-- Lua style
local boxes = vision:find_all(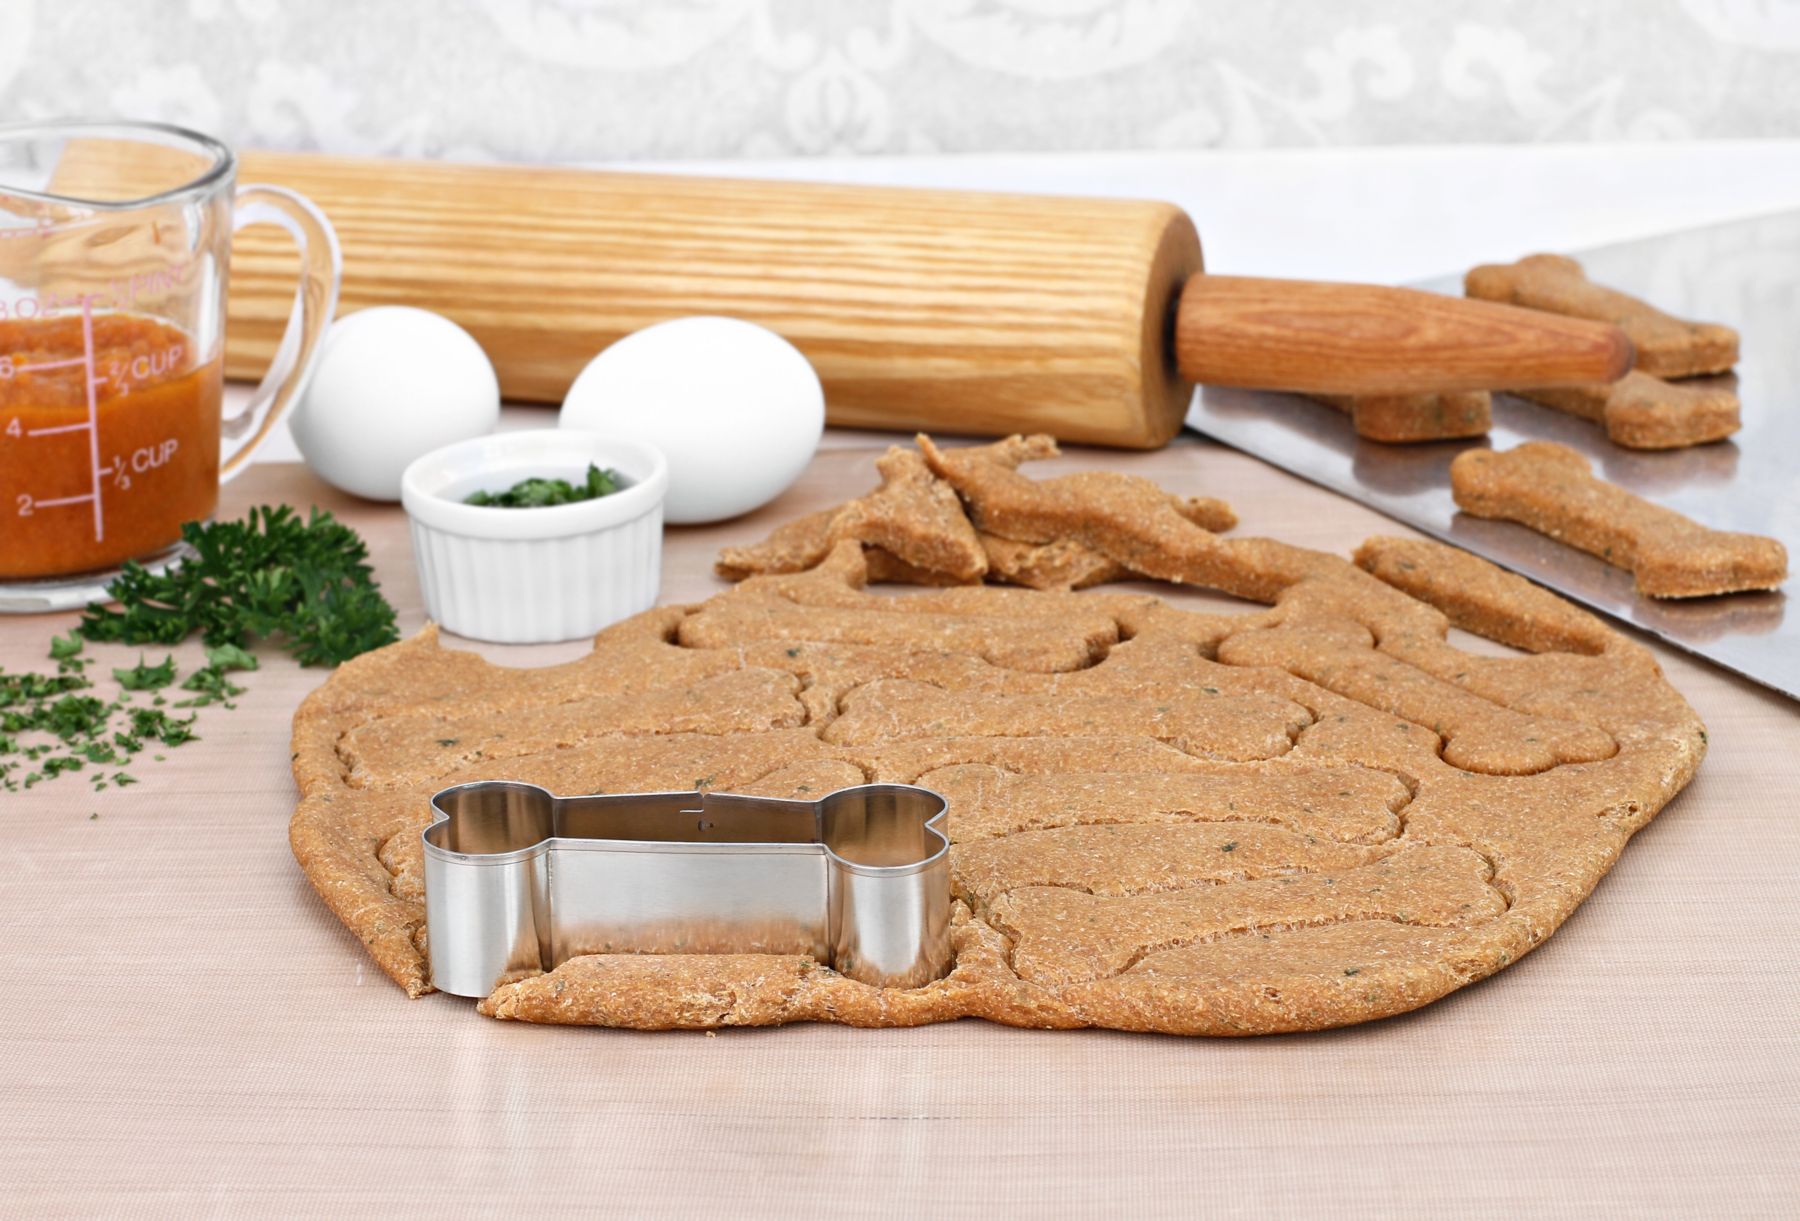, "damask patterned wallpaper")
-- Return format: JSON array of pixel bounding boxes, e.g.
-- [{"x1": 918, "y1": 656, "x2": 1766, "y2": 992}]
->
[{"x1": 5, "y1": 0, "x2": 1799, "y2": 160}]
